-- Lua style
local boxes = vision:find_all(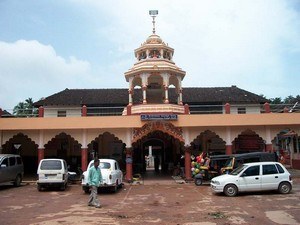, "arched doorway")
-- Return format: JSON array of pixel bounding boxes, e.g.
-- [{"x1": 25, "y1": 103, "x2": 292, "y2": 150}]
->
[
  {"x1": 132, "y1": 130, "x2": 184, "y2": 176},
  {"x1": 273, "y1": 129, "x2": 299, "y2": 166},
  {"x1": 2, "y1": 133, "x2": 38, "y2": 175},
  {"x1": 232, "y1": 130, "x2": 265, "y2": 153},
  {"x1": 191, "y1": 130, "x2": 226, "y2": 157},
  {"x1": 44, "y1": 133, "x2": 82, "y2": 171},
  {"x1": 88, "y1": 132, "x2": 126, "y2": 171}
]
